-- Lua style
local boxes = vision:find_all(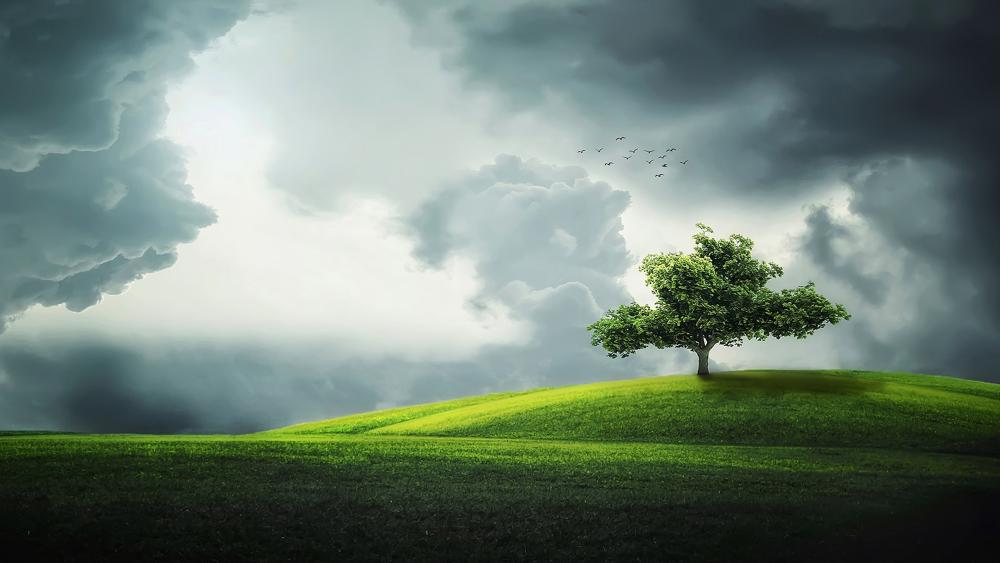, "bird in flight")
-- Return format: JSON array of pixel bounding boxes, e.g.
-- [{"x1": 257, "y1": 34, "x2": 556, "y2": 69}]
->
[
  {"x1": 644, "y1": 149, "x2": 655, "y2": 154},
  {"x1": 623, "y1": 155, "x2": 633, "y2": 160},
  {"x1": 680, "y1": 160, "x2": 689, "y2": 164},
  {"x1": 616, "y1": 136, "x2": 626, "y2": 141},
  {"x1": 604, "y1": 161, "x2": 614, "y2": 166},
  {"x1": 657, "y1": 154, "x2": 667, "y2": 159},
  {"x1": 629, "y1": 148, "x2": 638, "y2": 154},
  {"x1": 667, "y1": 147, "x2": 677, "y2": 152},
  {"x1": 577, "y1": 149, "x2": 586, "y2": 153},
  {"x1": 596, "y1": 147, "x2": 605, "y2": 152},
  {"x1": 655, "y1": 173, "x2": 664, "y2": 178},
  {"x1": 661, "y1": 163, "x2": 669, "y2": 167},
  {"x1": 646, "y1": 159, "x2": 654, "y2": 164}
]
